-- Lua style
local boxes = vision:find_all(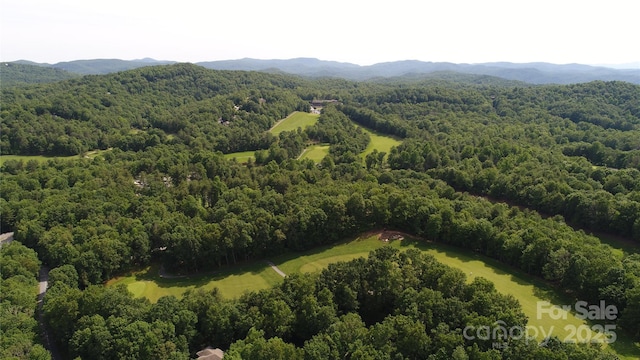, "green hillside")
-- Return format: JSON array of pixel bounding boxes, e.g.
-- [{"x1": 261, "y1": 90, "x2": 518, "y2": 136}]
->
[
  {"x1": 269, "y1": 111, "x2": 319, "y2": 135},
  {"x1": 2, "y1": 64, "x2": 639, "y2": 359},
  {"x1": 1, "y1": 61, "x2": 79, "y2": 86}
]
